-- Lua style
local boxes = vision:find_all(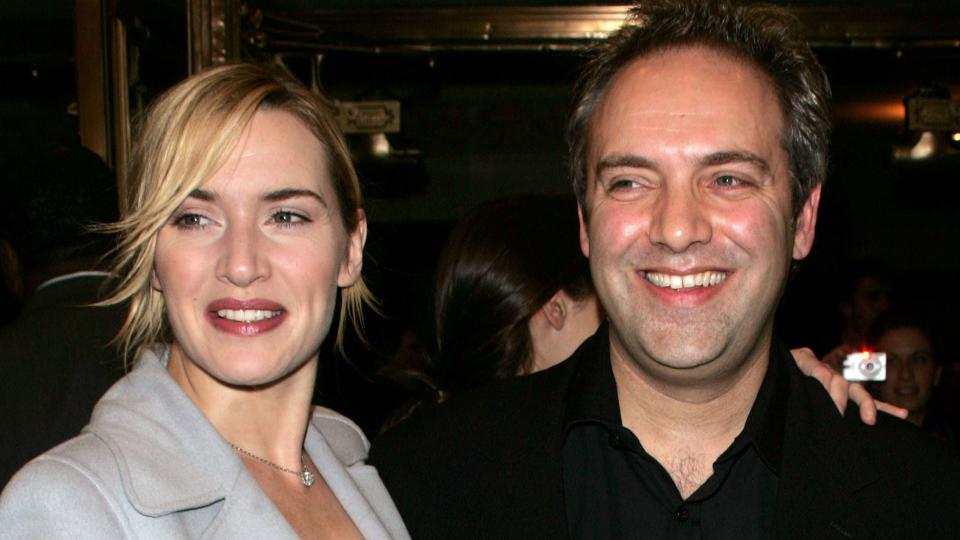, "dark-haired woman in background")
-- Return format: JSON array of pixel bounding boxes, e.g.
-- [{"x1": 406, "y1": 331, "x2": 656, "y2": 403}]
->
[{"x1": 433, "y1": 195, "x2": 600, "y2": 392}]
